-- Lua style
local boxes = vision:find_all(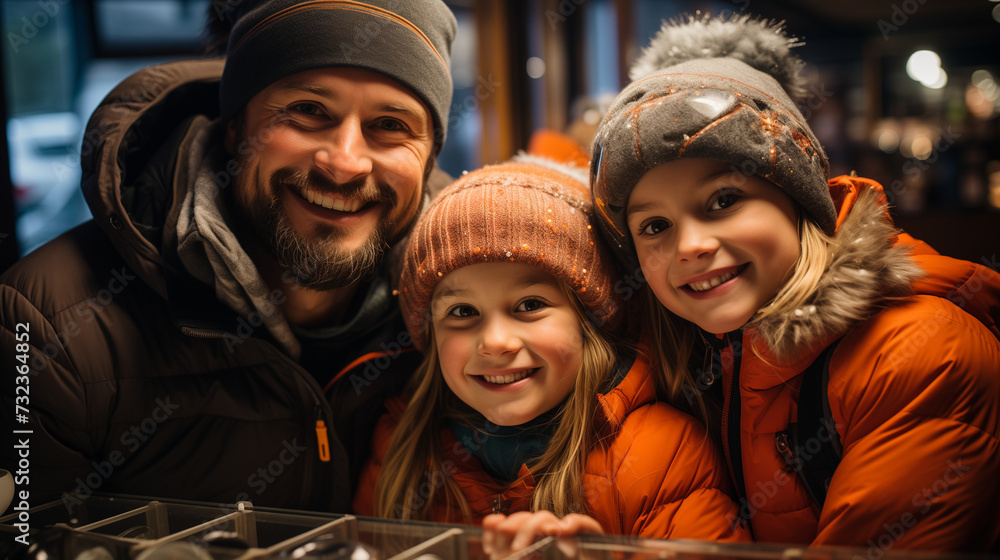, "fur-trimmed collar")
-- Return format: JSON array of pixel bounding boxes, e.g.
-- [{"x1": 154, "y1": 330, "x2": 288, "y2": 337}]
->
[{"x1": 750, "y1": 187, "x2": 925, "y2": 359}]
